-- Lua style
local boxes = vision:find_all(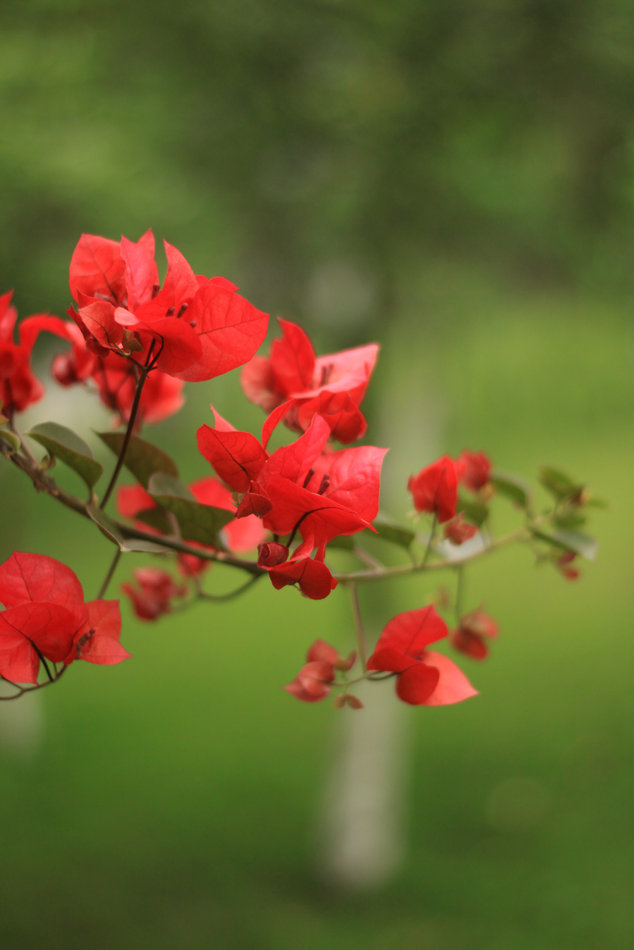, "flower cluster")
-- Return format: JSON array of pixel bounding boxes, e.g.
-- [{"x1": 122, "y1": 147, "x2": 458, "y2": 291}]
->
[
  {"x1": 0, "y1": 552, "x2": 128, "y2": 686},
  {"x1": 0, "y1": 228, "x2": 599, "y2": 708}
]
